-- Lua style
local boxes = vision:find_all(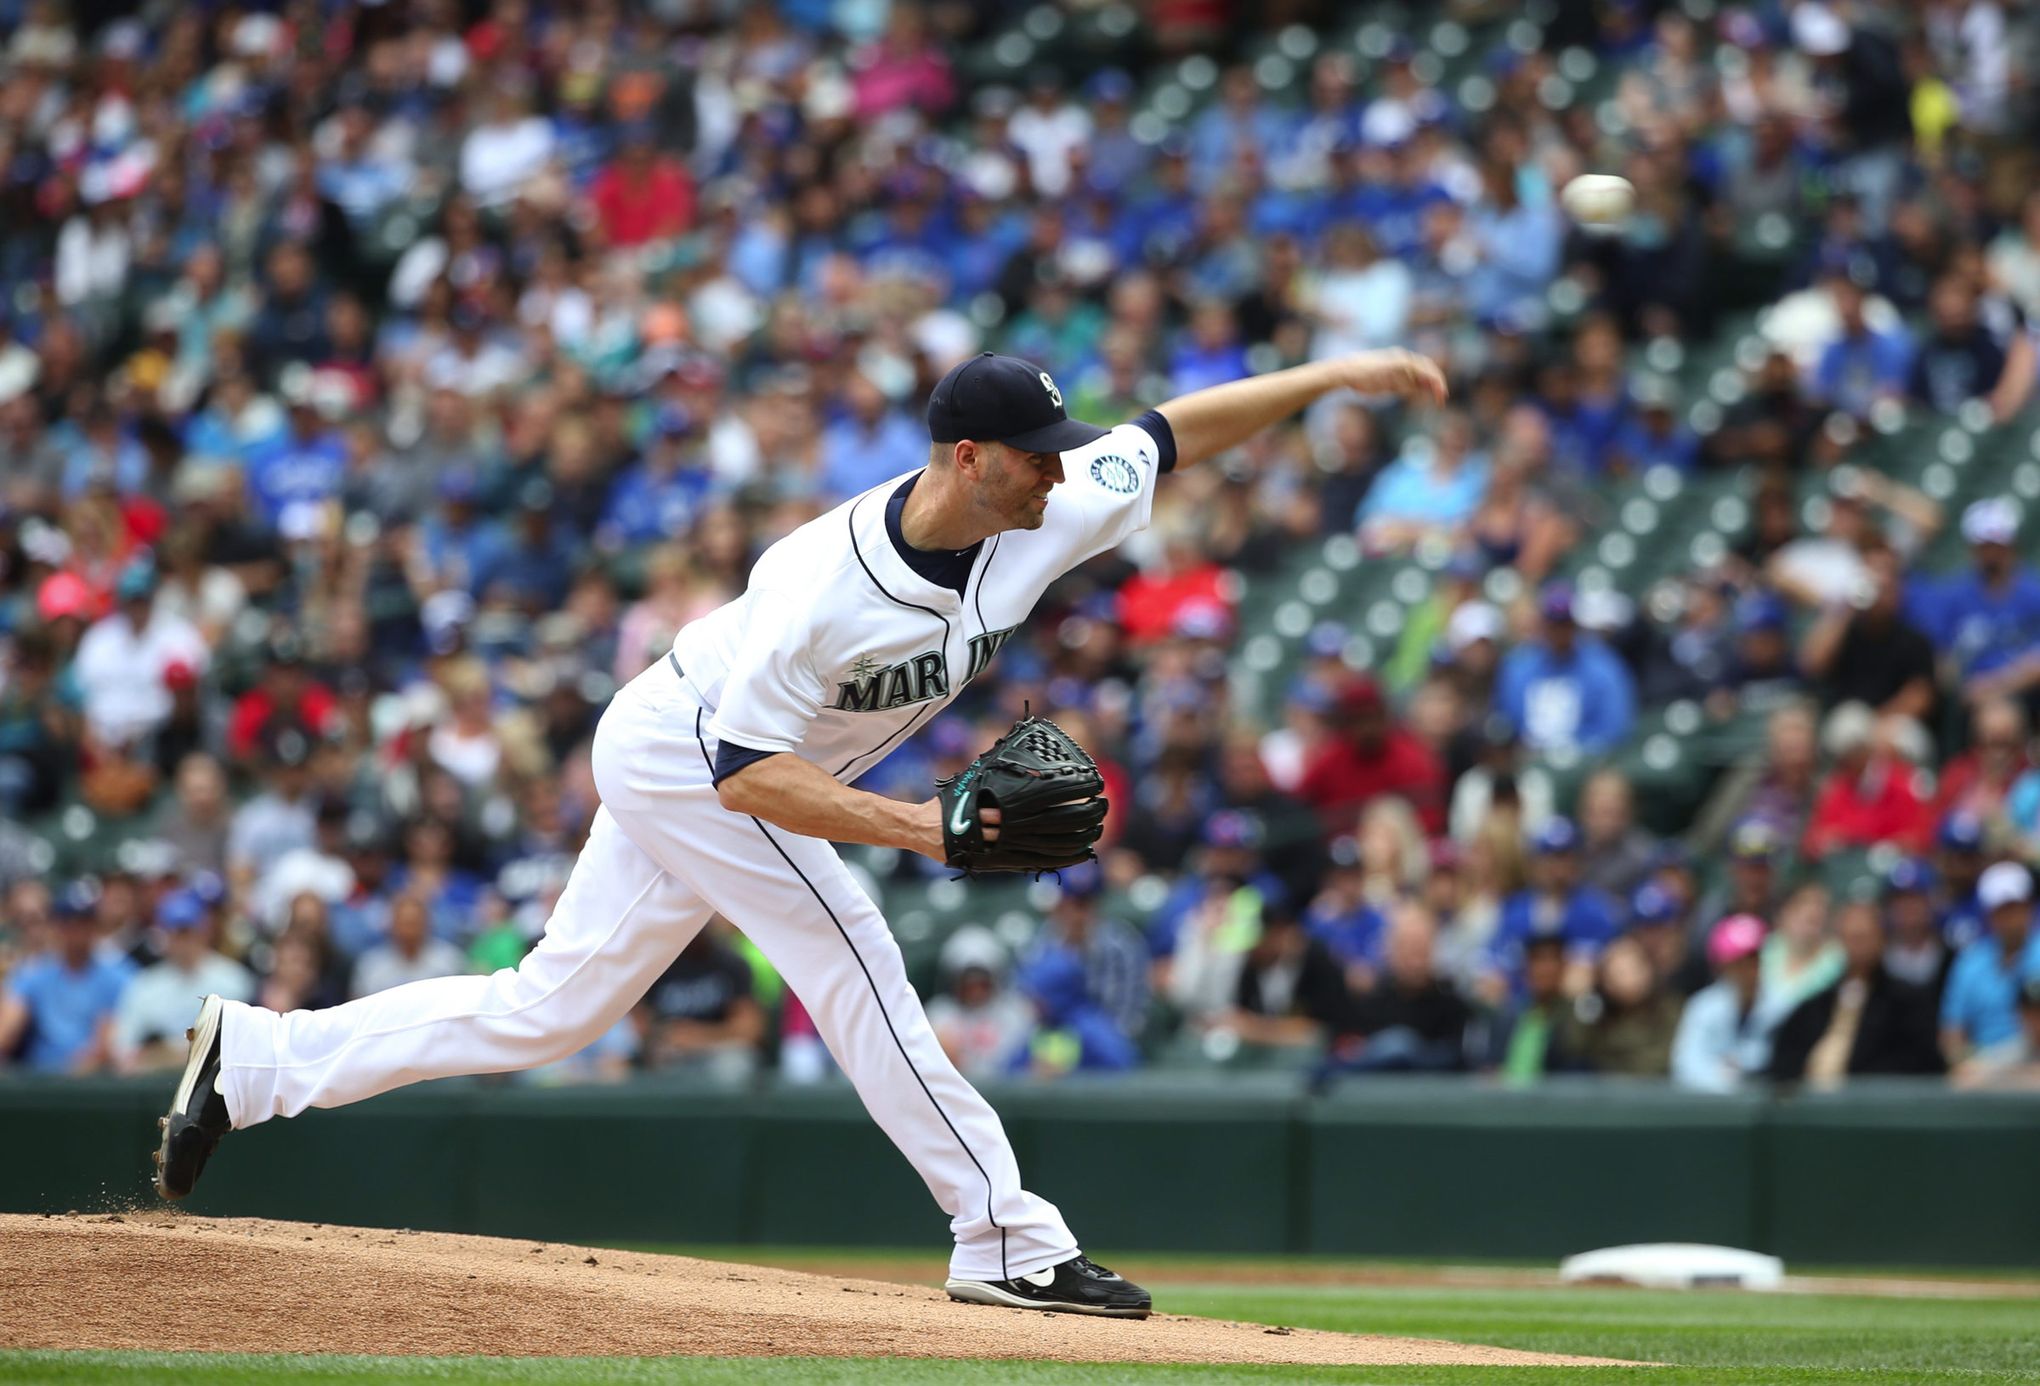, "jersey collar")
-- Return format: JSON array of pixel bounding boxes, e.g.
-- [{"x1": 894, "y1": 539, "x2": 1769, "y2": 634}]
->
[{"x1": 847, "y1": 473, "x2": 972, "y2": 611}]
